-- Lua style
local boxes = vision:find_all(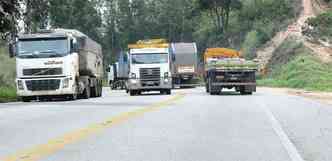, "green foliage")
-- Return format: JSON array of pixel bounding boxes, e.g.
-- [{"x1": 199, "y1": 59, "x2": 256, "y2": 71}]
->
[
  {"x1": 197, "y1": 0, "x2": 242, "y2": 33},
  {"x1": 23, "y1": 0, "x2": 49, "y2": 33},
  {"x1": 267, "y1": 37, "x2": 304, "y2": 71},
  {"x1": 0, "y1": 42, "x2": 16, "y2": 87},
  {"x1": 305, "y1": 10, "x2": 332, "y2": 41},
  {"x1": 0, "y1": 42, "x2": 16, "y2": 102},
  {"x1": 258, "y1": 39, "x2": 332, "y2": 92},
  {"x1": 193, "y1": 0, "x2": 300, "y2": 54},
  {"x1": 49, "y1": 0, "x2": 102, "y2": 42},
  {"x1": 0, "y1": 0, "x2": 20, "y2": 39},
  {"x1": 241, "y1": 30, "x2": 259, "y2": 59},
  {"x1": 0, "y1": 87, "x2": 17, "y2": 103}
]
